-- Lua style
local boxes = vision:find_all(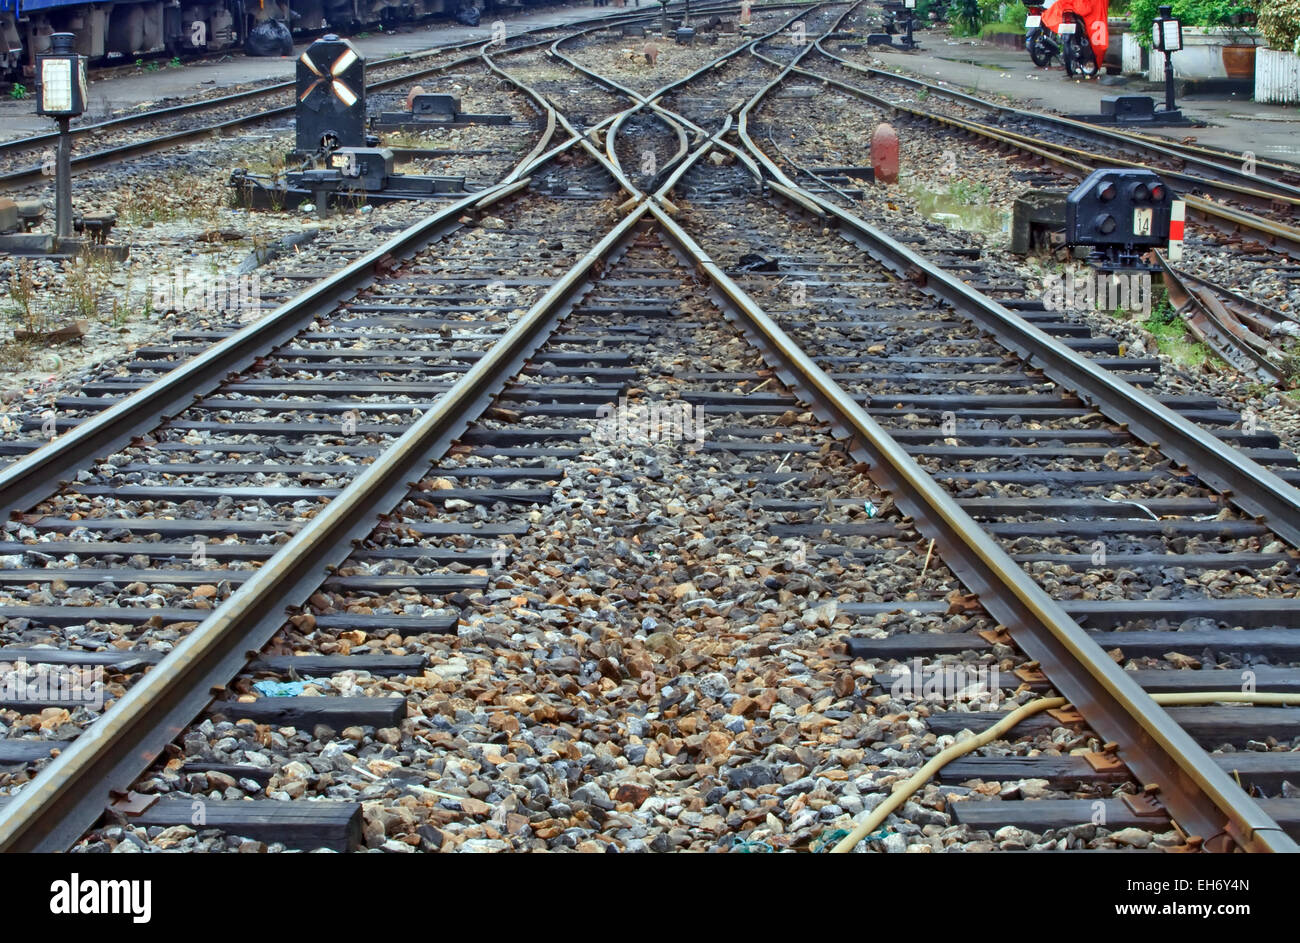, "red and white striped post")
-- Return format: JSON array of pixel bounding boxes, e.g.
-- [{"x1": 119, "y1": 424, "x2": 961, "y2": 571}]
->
[{"x1": 1167, "y1": 199, "x2": 1186, "y2": 261}]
